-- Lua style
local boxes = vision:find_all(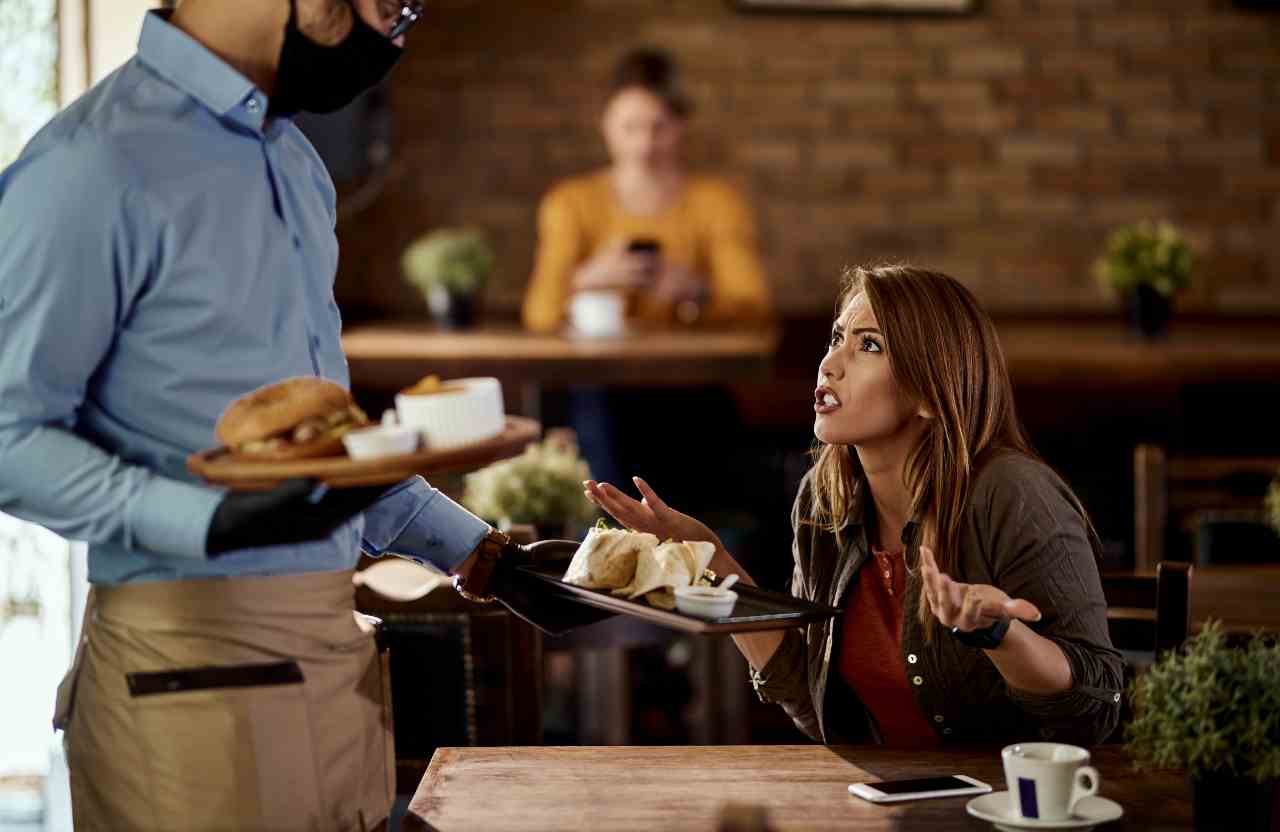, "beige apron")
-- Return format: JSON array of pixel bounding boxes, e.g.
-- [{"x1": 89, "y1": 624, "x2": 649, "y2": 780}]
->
[{"x1": 53, "y1": 570, "x2": 395, "y2": 832}]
